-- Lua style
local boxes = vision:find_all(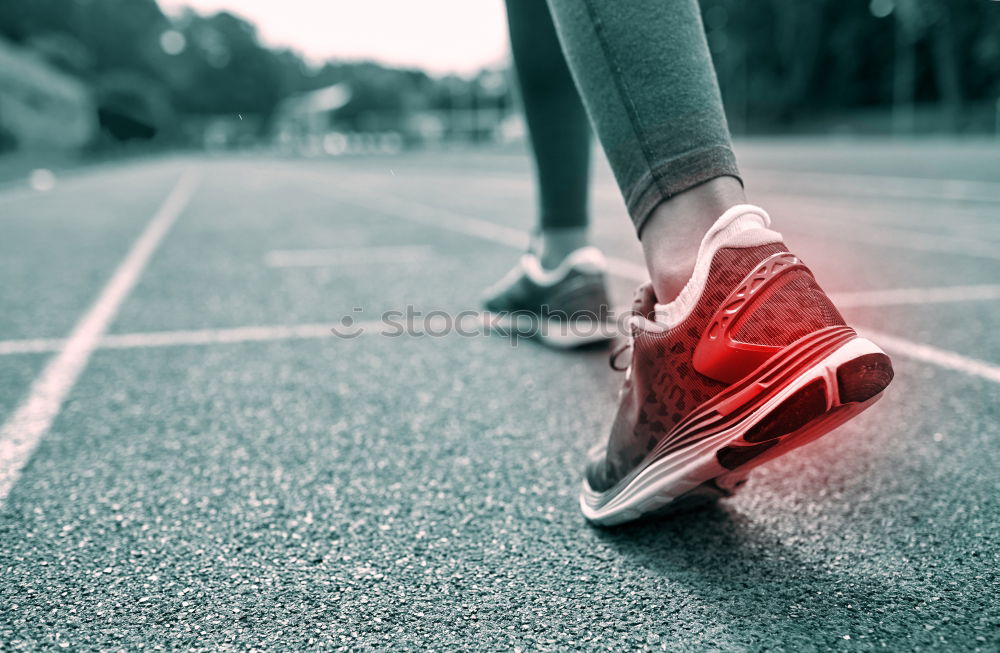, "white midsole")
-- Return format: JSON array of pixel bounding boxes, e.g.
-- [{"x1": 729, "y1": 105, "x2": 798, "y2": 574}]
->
[{"x1": 580, "y1": 337, "x2": 885, "y2": 525}]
